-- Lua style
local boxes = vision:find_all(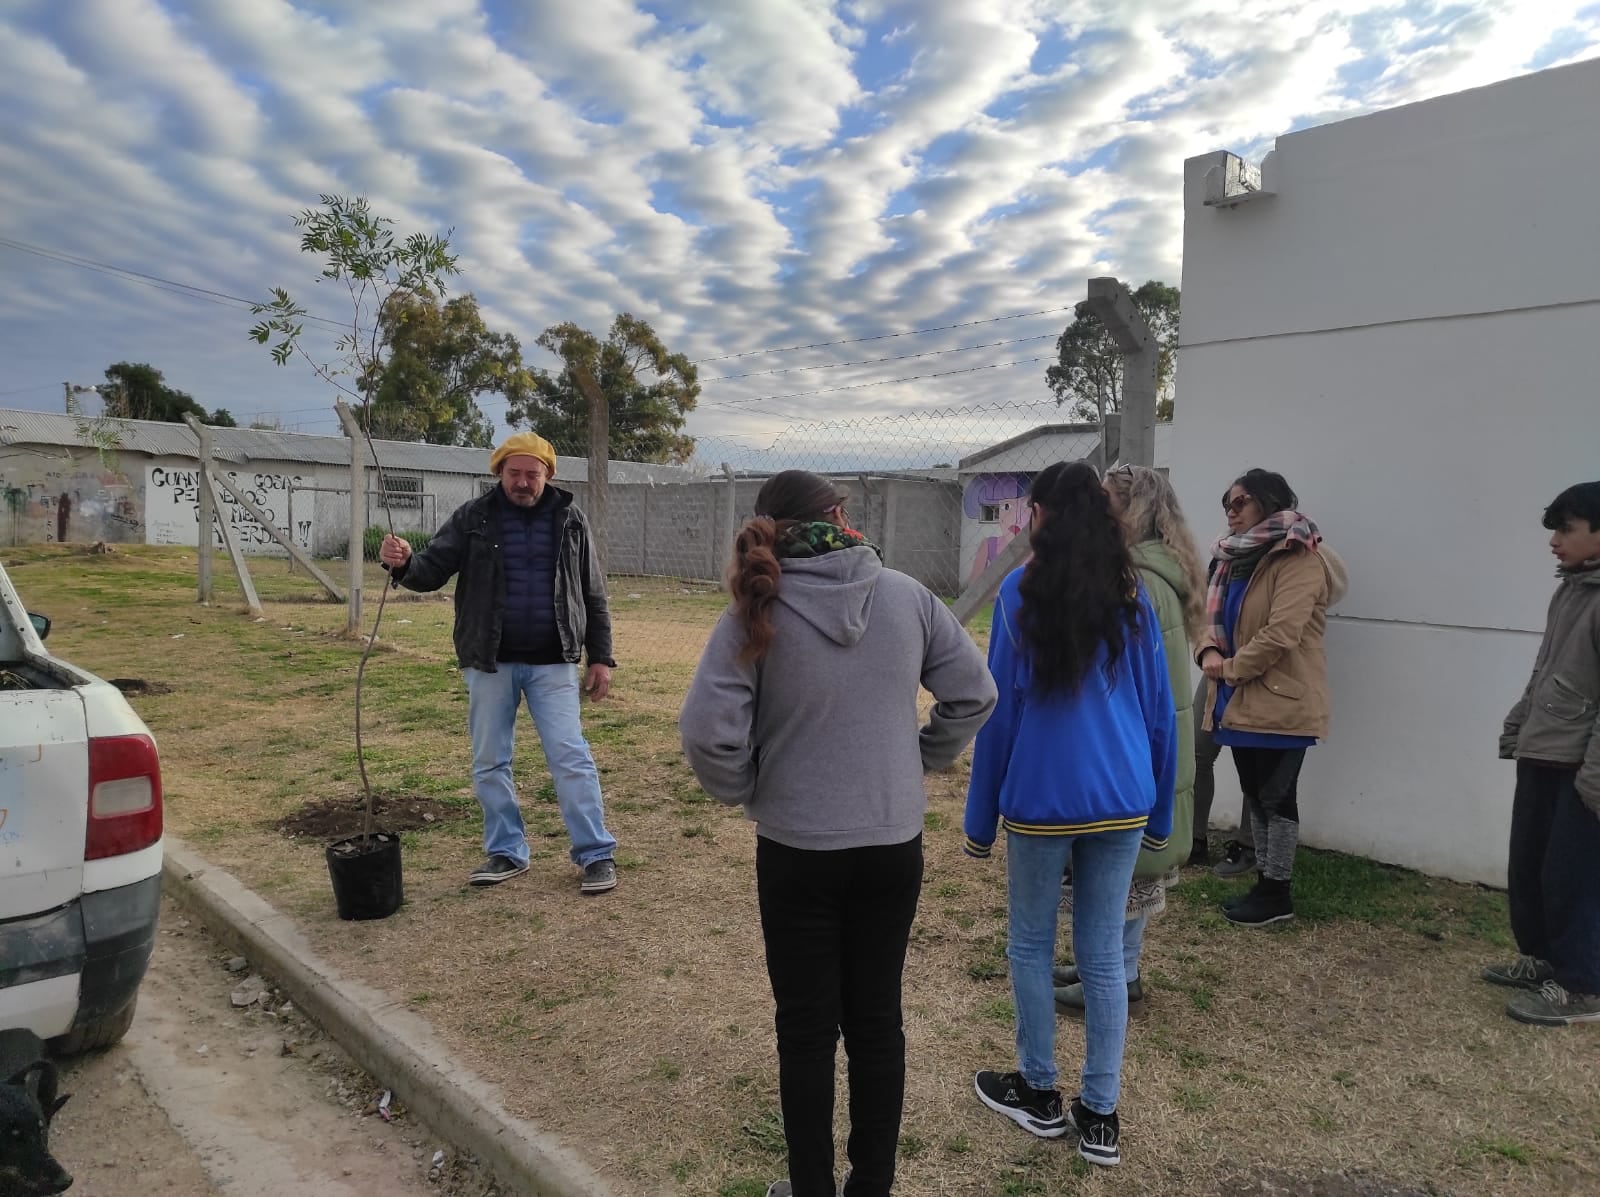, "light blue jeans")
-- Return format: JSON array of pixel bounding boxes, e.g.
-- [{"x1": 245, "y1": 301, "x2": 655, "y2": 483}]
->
[
  {"x1": 464, "y1": 664, "x2": 616, "y2": 869},
  {"x1": 1008, "y1": 828, "x2": 1143, "y2": 1114},
  {"x1": 1122, "y1": 910, "x2": 1149, "y2": 977}
]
